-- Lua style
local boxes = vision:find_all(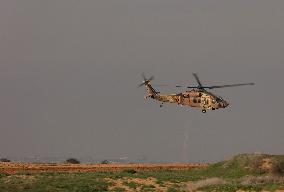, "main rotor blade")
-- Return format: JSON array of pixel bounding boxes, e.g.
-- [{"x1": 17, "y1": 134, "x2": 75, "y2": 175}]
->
[
  {"x1": 148, "y1": 75, "x2": 154, "y2": 81},
  {"x1": 174, "y1": 85, "x2": 198, "y2": 89},
  {"x1": 187, "y1": 86, "x2": 200, "y2": 89},
  {"x1": 205, "y1": 83, "x2": 255, "y2": 89},
  {"x1": 175, "y1": 83, "x2": 254, "y2": 90},
  {"x1": 193, "y1": 73, "x2": 203, "y2": 88},
  {"x1": 138, "y1": 82, "x2": 145, "y2": 88},
  {"x1": 142, "y1": 72, "x2": 147, "y2": 81},
  {"x1": 175, "y1": 85, "x2": 199, "y2": 88}
]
